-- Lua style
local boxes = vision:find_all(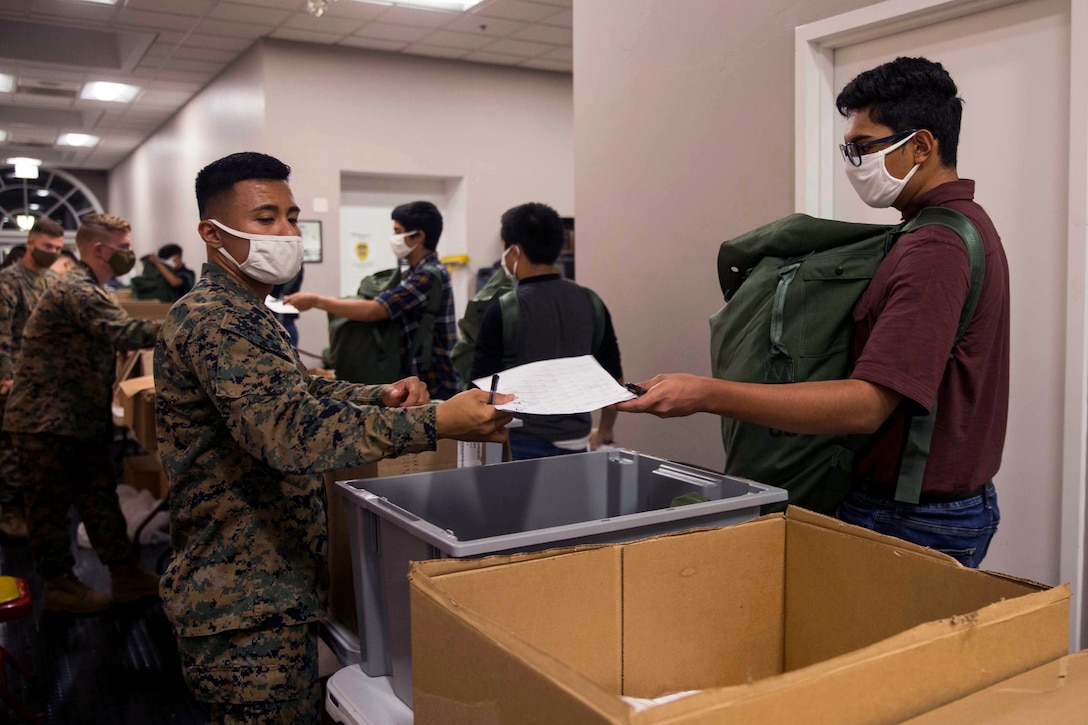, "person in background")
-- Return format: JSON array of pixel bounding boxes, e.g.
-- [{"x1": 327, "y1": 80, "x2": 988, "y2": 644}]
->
[
  {"x1": 50, "y1": 248, "x2": 77, "y2": 277},
  {"x1": 0, "y1": 219, "x2": 64, "y2": 538},
  {"x1": 616, "y1": 57, "x2": 1008, "y2": 569},
  {"x1": 285, "y1": 201, "x2": 460, "y2": 400},
  {"x1": 0, "y1": 246, "x2": 26, "y2": 270},
  {"x1": 270, "y1": 265, "x2": 304, "y2": 348},
  {"x1": 133, "y1": 243, "x2": 197, "y2": 302},
  {"x1": 4, "y1": 212, "x2": 163, "y2": 612},
  {"x1": 470, "y1": 202, "x2": 624, "y2": 459},
  {"x1": 156, "y1": 152, "x2": 511, "y2": 723}
]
